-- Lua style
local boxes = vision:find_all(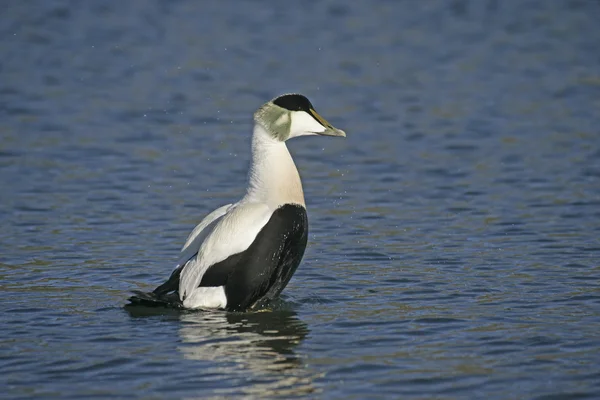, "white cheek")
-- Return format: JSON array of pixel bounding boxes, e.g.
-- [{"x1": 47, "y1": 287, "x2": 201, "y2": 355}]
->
[{"x1": 289, "y1": 111, "x2": 325, "y2": 138}]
